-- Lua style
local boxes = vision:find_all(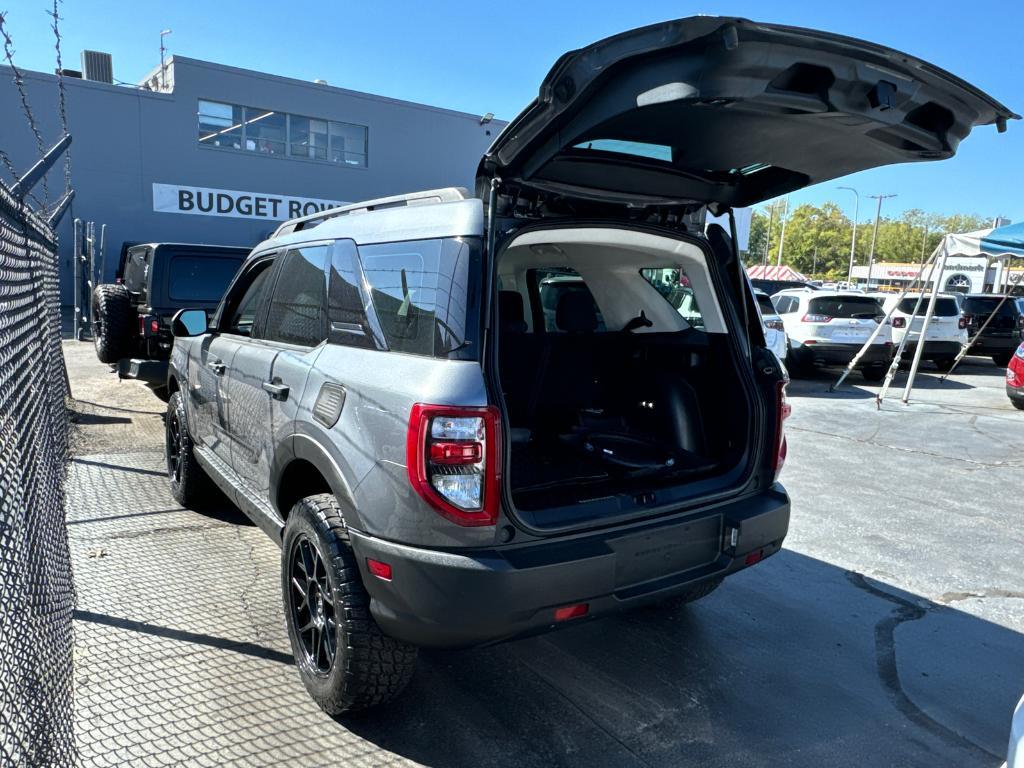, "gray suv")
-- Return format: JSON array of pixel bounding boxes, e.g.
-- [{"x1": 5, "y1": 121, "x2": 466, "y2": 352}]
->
[{"x1": 164, "y1": 16, "x2": 1014, "y2": 713}]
